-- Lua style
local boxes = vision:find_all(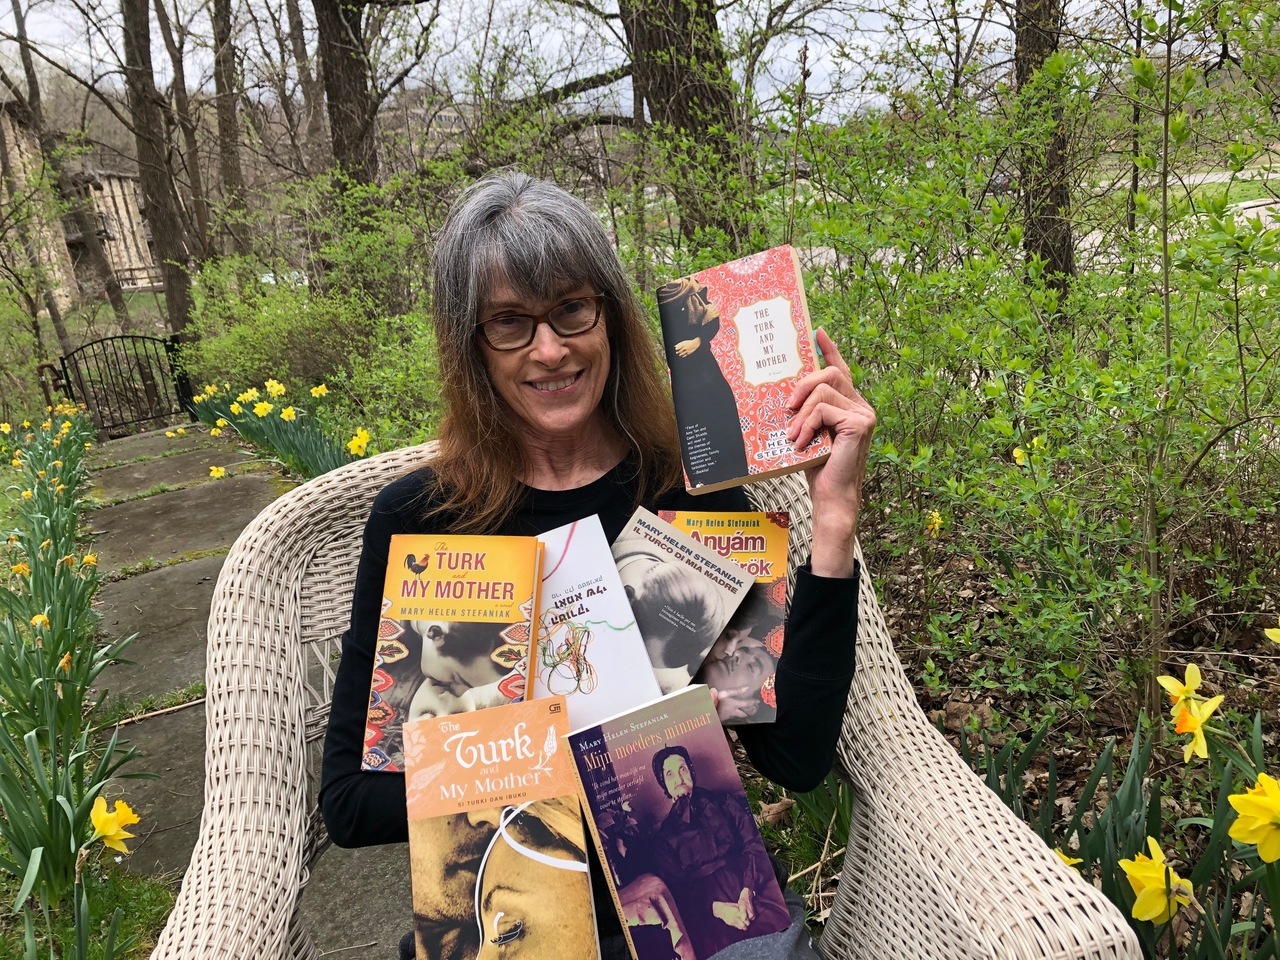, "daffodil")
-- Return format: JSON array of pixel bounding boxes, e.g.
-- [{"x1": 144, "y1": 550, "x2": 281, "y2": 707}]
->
[
  {"x1": 81, "y1": 554, "x2": 97, "y2": 567},
  {"x1": 210, "y1": 428, "x2": 222, "y2": 437},
  {"x1": 165, "y1": 431, "x2": 175, "y2": 438},
  {"x1": 210, "y1": 466, "x2": 226, "y2": 479},
  {"x1": 1266, "y1": 628, "x2": 1280, "y2": 645},
  {"x1": 253, "y1": 401, "x2": 273, "y2": 417},
  {"x1": 310, "y1": 384, "x2": 329, "y2": 398},
  {"x1": 88, "y1": 797, "x2": 140, "y2": 854},
  {"x1": 21, "y1": 490, "x2": 32, "y2": 500},
  {"x1": 30, "y1": 613, "x2": 50, "y2": 629},
  {"x1": 203, "y1": 384, "x2": 218, "y2": 396},
  {"x1": 265, "y1": 379, "x2": 286, "y2": 398},
  {"x1": 1157, "y1": 663, "x2": 1201, "y2": 714},
  {"x1": 347, "y1": 427, "x2": 371, "y2": 457},
  {"x1": 176, "y1": 427, "x2": 186, "y2": 436},
  {"x1": 1054, "y1": 848, "x2": 1083, "y2": 869},
  {"x1": 10, "y1": 458, "x2": 20, "y2": 468},
  {"x1": 36, "y1": 470, "x2": 45, "y2": 478},
  {"x1": 280, "y1": 406, "x2": 296, "y2": 422},
  {"x1": 1119, "y1": 837, "x2": 1194, "y2": 924},
  {"x1": 236, "y1": 388, "x2": 260, "y2": 403},
  {"x1": 39, "y1": 539, "x2": 50, "y2": 551},
  {"x1": 925, "y1": 510, "x2": 943, "y2": 538},
  {"x1": 58, "y1": 651, "x2": 72, "y2": 674},
  {"x1": 52, "y1": 460, "x2": 62, "y2": 468},
  {"x1": 11, "y1": 562, "x2": 31, "y2": 577},
  {"x1": 22, "y1": 420, "x2": 30, "y2": 428},
  {"x1": 1228, "y1": 773, "x2": 1280, "y2": 863},
  {"x1": 216, "y1": 418, "x2": 228, "y2": 428},
  {"x1": 60, "y1": 555, "x2": 76, "y2": 568},
  {"x1": 0, "y1": 423, "x2": 9, "y2": 434},
  {"x1": 1012, "y1": 447, "x2": 1027, "y2": 466},
  {"x1": 1174, "y1": 695, "x2": 1224, "y2": 763},
  {"x1": 229, "y1": 403, "x2": 242, "y2": 415}
]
